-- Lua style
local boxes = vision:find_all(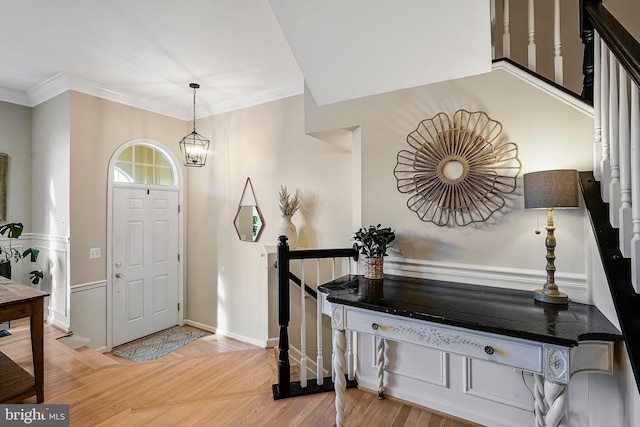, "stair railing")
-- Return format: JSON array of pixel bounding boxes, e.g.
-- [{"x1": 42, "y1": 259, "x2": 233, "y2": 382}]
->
[
  {"x1": 272, "y1": 235, "x2": 359, "y2": 400},
  {"x1": 491, "y1": 0, "x2": 578, "y2": 89},
  {"x1": 582, "y1": 0, "x2": 640, "y2": 285},
  {"x1": 580, "y1": 0, "x2": 640, "y2": 395}
]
